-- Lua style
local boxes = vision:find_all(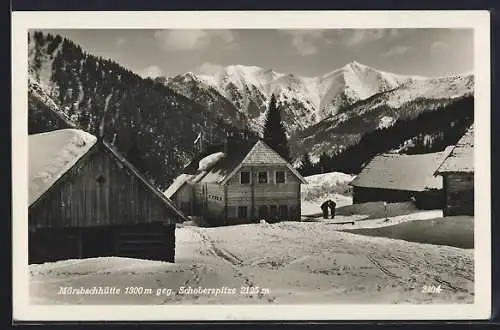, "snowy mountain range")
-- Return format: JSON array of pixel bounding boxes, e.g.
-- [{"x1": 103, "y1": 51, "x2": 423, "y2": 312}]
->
[
  {"x1": 28, "y1": 30, "x2": 474, "y2": 174},
  {"x1": 161, "y1": 62, "x2": 474, "y2": 137}
]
